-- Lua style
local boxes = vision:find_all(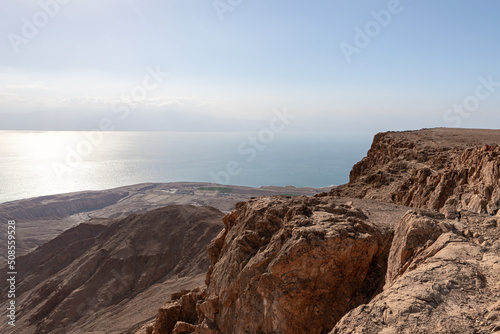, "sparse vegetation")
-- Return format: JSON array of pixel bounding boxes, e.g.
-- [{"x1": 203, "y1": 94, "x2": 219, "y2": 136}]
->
[{"x1": 198, "y1": 187, "x2": 233, "y2": 193}]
